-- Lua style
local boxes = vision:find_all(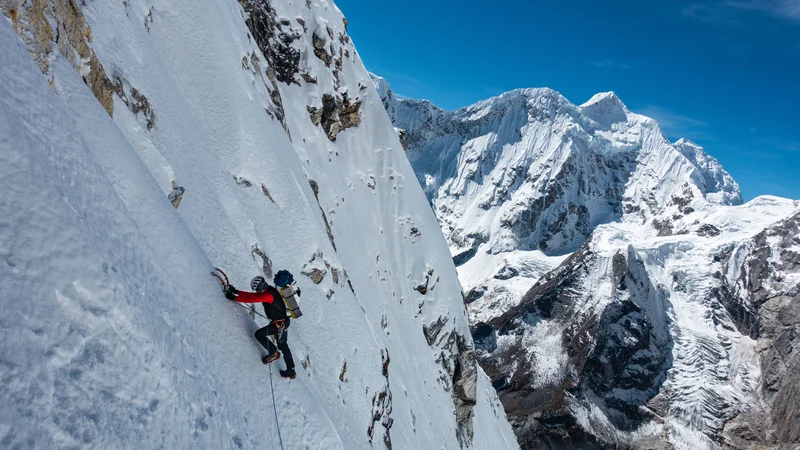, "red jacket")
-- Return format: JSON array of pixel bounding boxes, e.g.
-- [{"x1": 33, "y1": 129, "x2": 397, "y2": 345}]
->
[
  {"x1": 235, "y1": 291, "x2": 275, "y2": 304},
  {"x1": 235, "y1": 286, "x2": 288, "y2": 322}
]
